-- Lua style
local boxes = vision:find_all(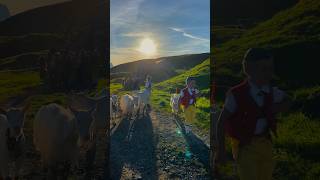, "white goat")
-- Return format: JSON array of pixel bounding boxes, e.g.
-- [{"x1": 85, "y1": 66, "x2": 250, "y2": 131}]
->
[
  {"x1": 119, "y1": 94, "x2": 134, "y2": 119},
  {"x1": 134, "y1": 89, "x2": 151, "y2": 117},
  {"x1": 170, "y1": 93, "x2": 181, "y2": 115},
  {"x1": 33, "y1": 103, "x2": 96, "y2": 179}
]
